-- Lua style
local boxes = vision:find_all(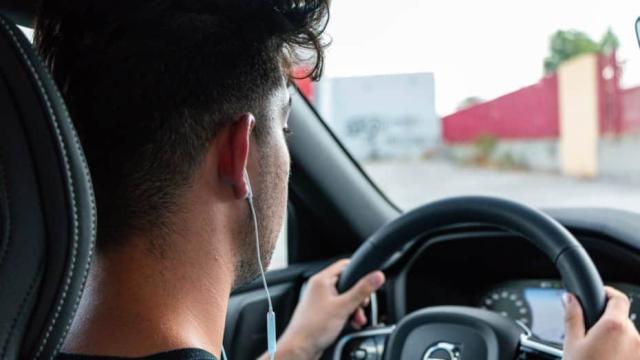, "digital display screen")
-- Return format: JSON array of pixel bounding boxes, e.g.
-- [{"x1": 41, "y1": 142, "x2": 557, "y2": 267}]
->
[
  {"x1": 480, "y1": 280, "x2": 640, "y2": 345},
  {"x1": 523, "y1": 288, "x2": 566, "y2": 343}
]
